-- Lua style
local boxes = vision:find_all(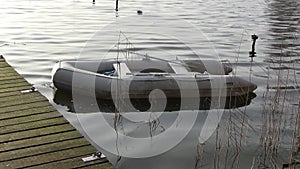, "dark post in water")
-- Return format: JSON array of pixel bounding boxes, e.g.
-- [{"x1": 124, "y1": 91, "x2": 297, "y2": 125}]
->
[
  {"x1": 92, "y1": 0, "x2": 95, "y2": 4},
  {"x1": 115, "y1": 0, "x2": 119, "y2": 11},
  {"x1": 249, "y1": 34, "x2": 258, "y2": 62}
]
